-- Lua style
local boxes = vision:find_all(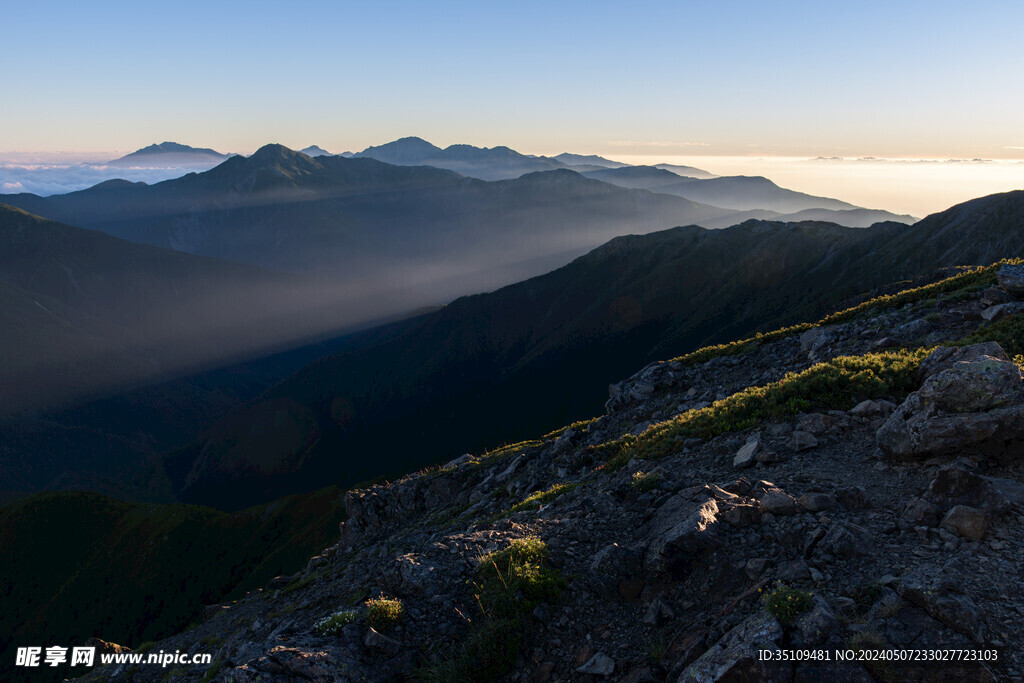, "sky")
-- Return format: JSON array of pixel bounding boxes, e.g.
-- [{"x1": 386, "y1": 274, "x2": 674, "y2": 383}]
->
[
  {"x1": 2, "y1": 1, "x2": 1022, "y2": 215},
  {"x1": 3, "y1": 0, "x2": 1023, "y2": 158}
]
